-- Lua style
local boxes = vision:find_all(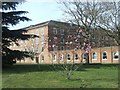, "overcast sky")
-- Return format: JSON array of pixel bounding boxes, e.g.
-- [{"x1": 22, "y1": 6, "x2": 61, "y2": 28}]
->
[{"x1": 9, "y1": 0, "x2": 64, "y2": 30}]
